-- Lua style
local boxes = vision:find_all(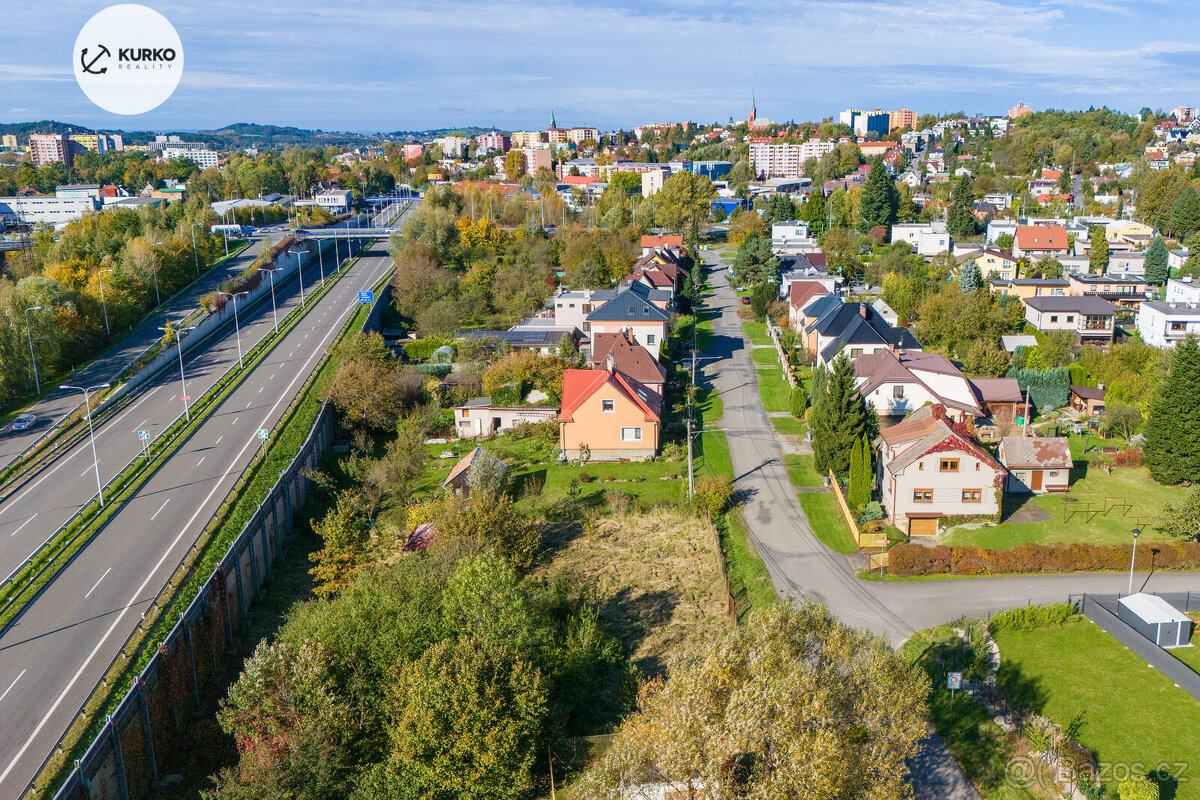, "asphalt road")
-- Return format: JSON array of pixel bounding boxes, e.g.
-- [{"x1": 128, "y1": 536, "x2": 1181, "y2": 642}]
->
[
  {"x1": 700, "y1": 249, "x2": 1199, "y2": 645},
  {"x1": 0, "y1": 206, "x2": 405, "y2": 583},
  {"x1": 0, "y1": 239, "x2": 396, "y2": 797}
]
